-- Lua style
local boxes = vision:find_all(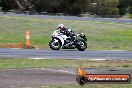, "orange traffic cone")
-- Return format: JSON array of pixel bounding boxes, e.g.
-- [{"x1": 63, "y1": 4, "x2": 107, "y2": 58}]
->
[{"x1": 25, "y1": 31, "x2": 30, "y2": 46}]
